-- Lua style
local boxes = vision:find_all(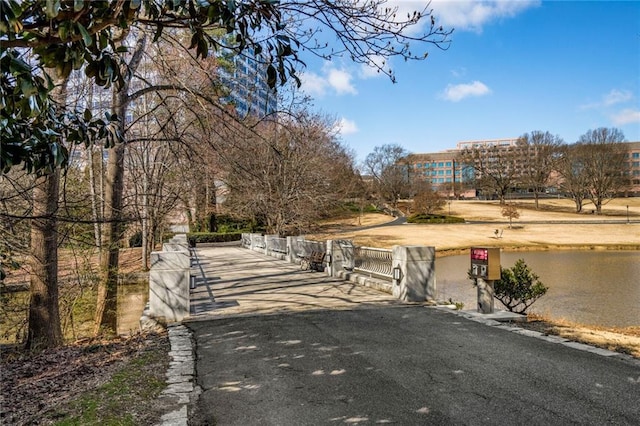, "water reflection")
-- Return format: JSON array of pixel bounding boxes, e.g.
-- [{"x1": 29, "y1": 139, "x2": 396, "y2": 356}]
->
[
  {"x1": 117, "y1": 282, "x2": 148, "y2": 335},
  {"x1": 436, "y1": 251, "x2": 640, "y2": 328}
]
